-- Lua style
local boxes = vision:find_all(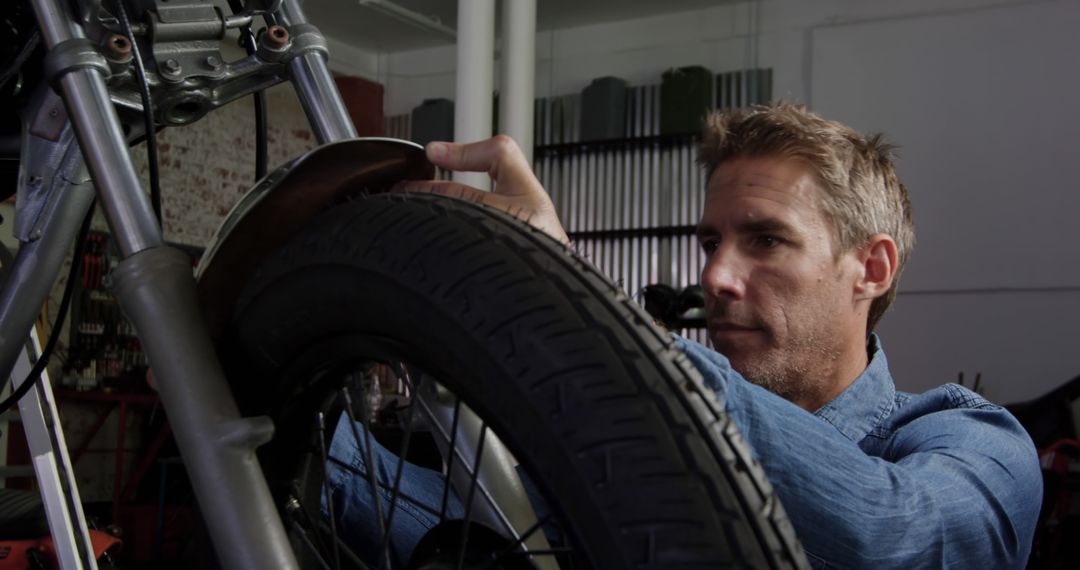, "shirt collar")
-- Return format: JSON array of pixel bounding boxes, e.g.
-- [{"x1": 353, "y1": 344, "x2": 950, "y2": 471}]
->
[{"x1": 812, "y1": 334, "x2": 896, "y2": 442}]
